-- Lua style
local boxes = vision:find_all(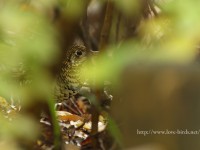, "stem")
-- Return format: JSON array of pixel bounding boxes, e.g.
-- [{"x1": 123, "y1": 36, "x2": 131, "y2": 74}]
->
[
  {"x1": 48, "y1": 97, "x2": 61, "y2": 150},
  {"x1": 99, "y1": 0, "x2": 114, "y2": 50}
]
